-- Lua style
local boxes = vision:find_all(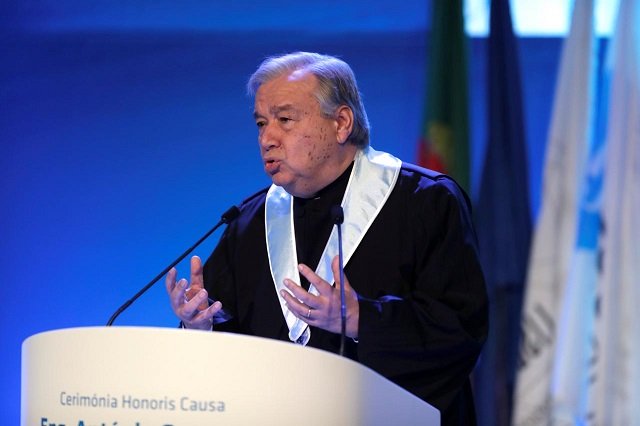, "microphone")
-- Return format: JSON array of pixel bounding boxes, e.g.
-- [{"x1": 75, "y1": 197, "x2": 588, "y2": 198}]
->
[
  {"x1": 106, "y1": 205, "x2": 241, "y2": 326},
  {"x1": 331, "y1": 205, "x2": 346, "y2": 356}
]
